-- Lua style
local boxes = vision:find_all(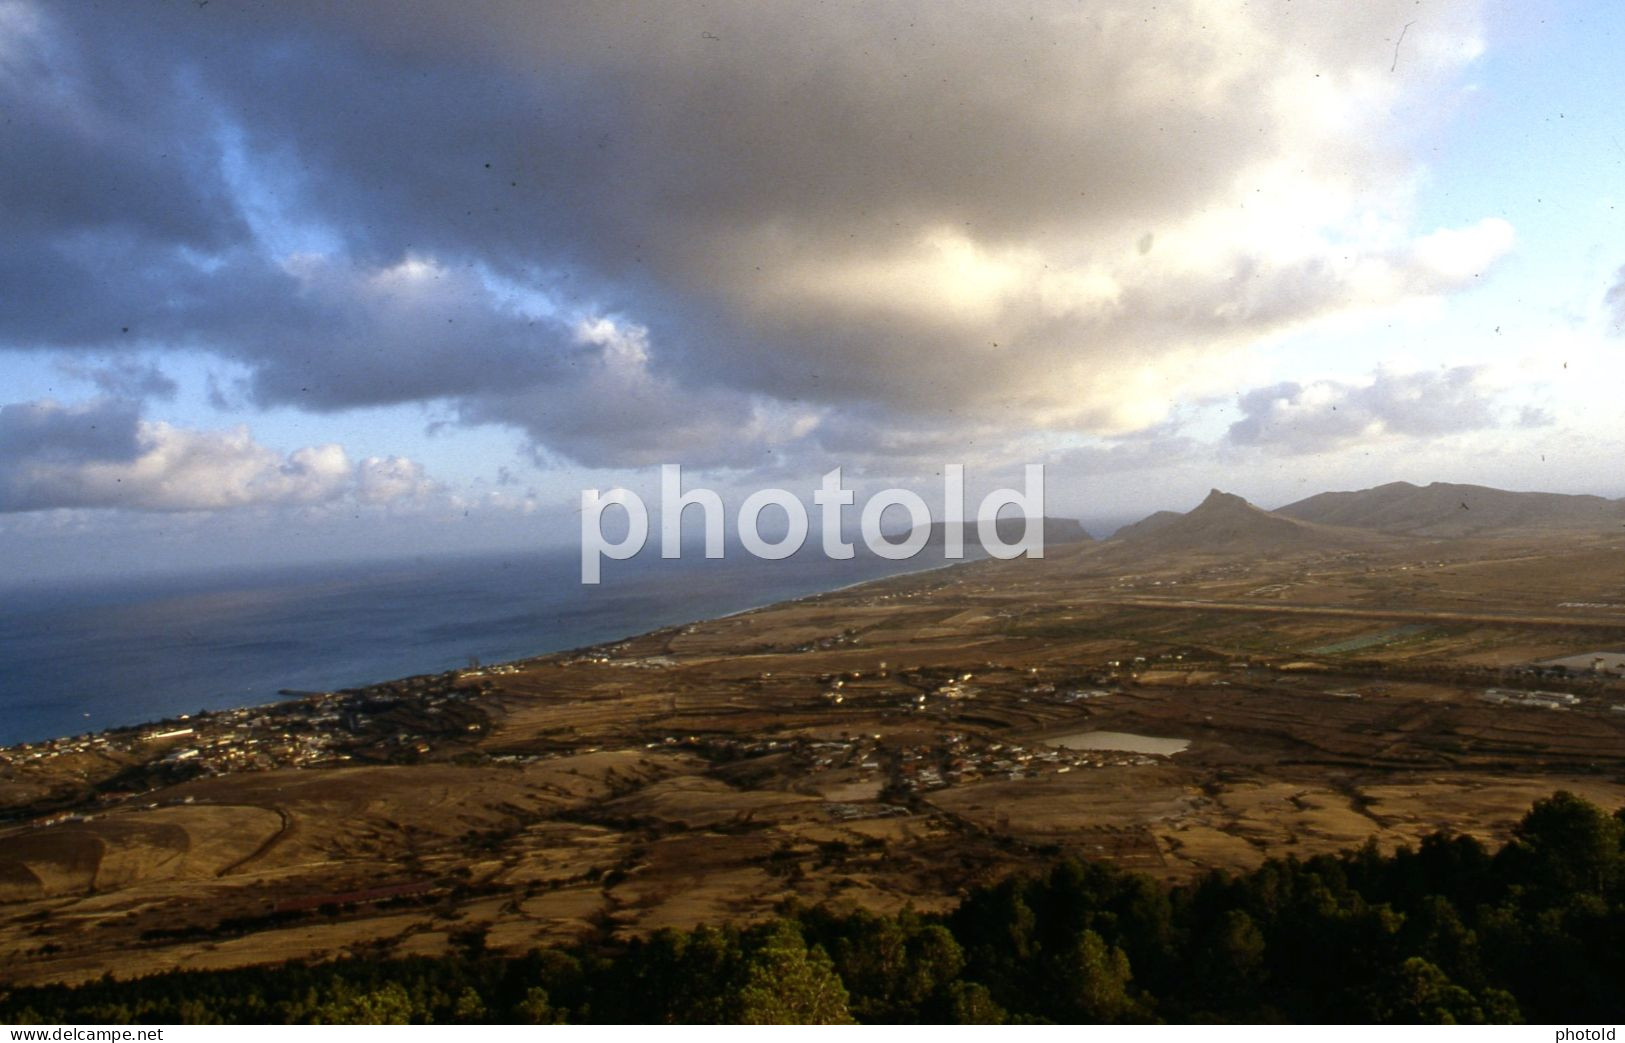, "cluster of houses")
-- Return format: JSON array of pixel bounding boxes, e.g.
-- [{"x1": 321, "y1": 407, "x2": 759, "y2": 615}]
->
[
  {"x1": 0, "y1": 731, "x2": 115, "y2": 765},
  {"x1": 646, "y1": 732, "x2": 880, "y2": 771},
  {"x1": 641, "y1": 726, "x2": 1168, "y2": 803},
  {"x1": 892, "y1": 733, "x2": 1162, "y2": 794},
  {"x1": 459, "y1": 663, "x2": 524, "y2": 677},
  {"x1": 1531, "y1": 651, "x2": 1625, "y2": 678},
  {"x1": 792, "y1": 627, "x2": 865, "y2": 654},
  {"x1": 150, "y1": 714, "x2": 346, "y2": 774},
  {"x1": 1478, "y1": 688, "x2": 1583, "y2": 711},
  {"x1": 0, "y1": 676, "x2": 489, "y2": 786}
]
